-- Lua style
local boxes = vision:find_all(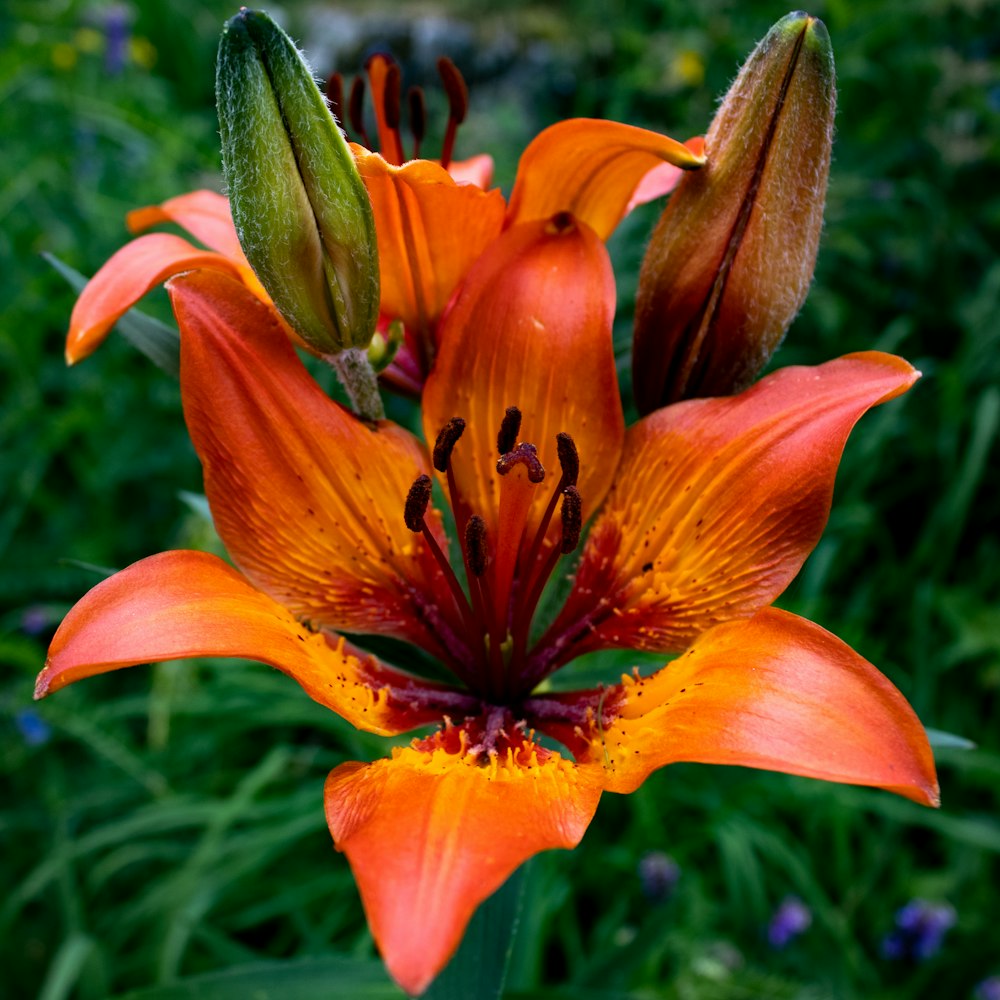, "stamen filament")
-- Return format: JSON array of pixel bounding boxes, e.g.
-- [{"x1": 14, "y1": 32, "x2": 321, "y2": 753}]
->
[
  {"x1": 408, "y1": 86, "x2": 426, "y2": 160},
  {"x1": 437, "y1": 56, "x2": 468, "y2": 169}
]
